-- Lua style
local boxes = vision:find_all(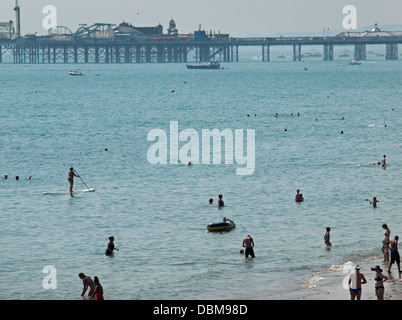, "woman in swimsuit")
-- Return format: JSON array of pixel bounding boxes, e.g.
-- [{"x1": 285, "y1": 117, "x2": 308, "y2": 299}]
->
[
  {"x1": 371, "y1": 265, "x2": 388, "y2": 300},
  {"x1": 89, "y1": 276, "x2": 104, "y2": 300},
  {"x1": 105, "y1": 236, "x2": 119, "y2": 256},
  {"x1": 382, "y1": 224, "x2": 391, "y2": 262}
]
